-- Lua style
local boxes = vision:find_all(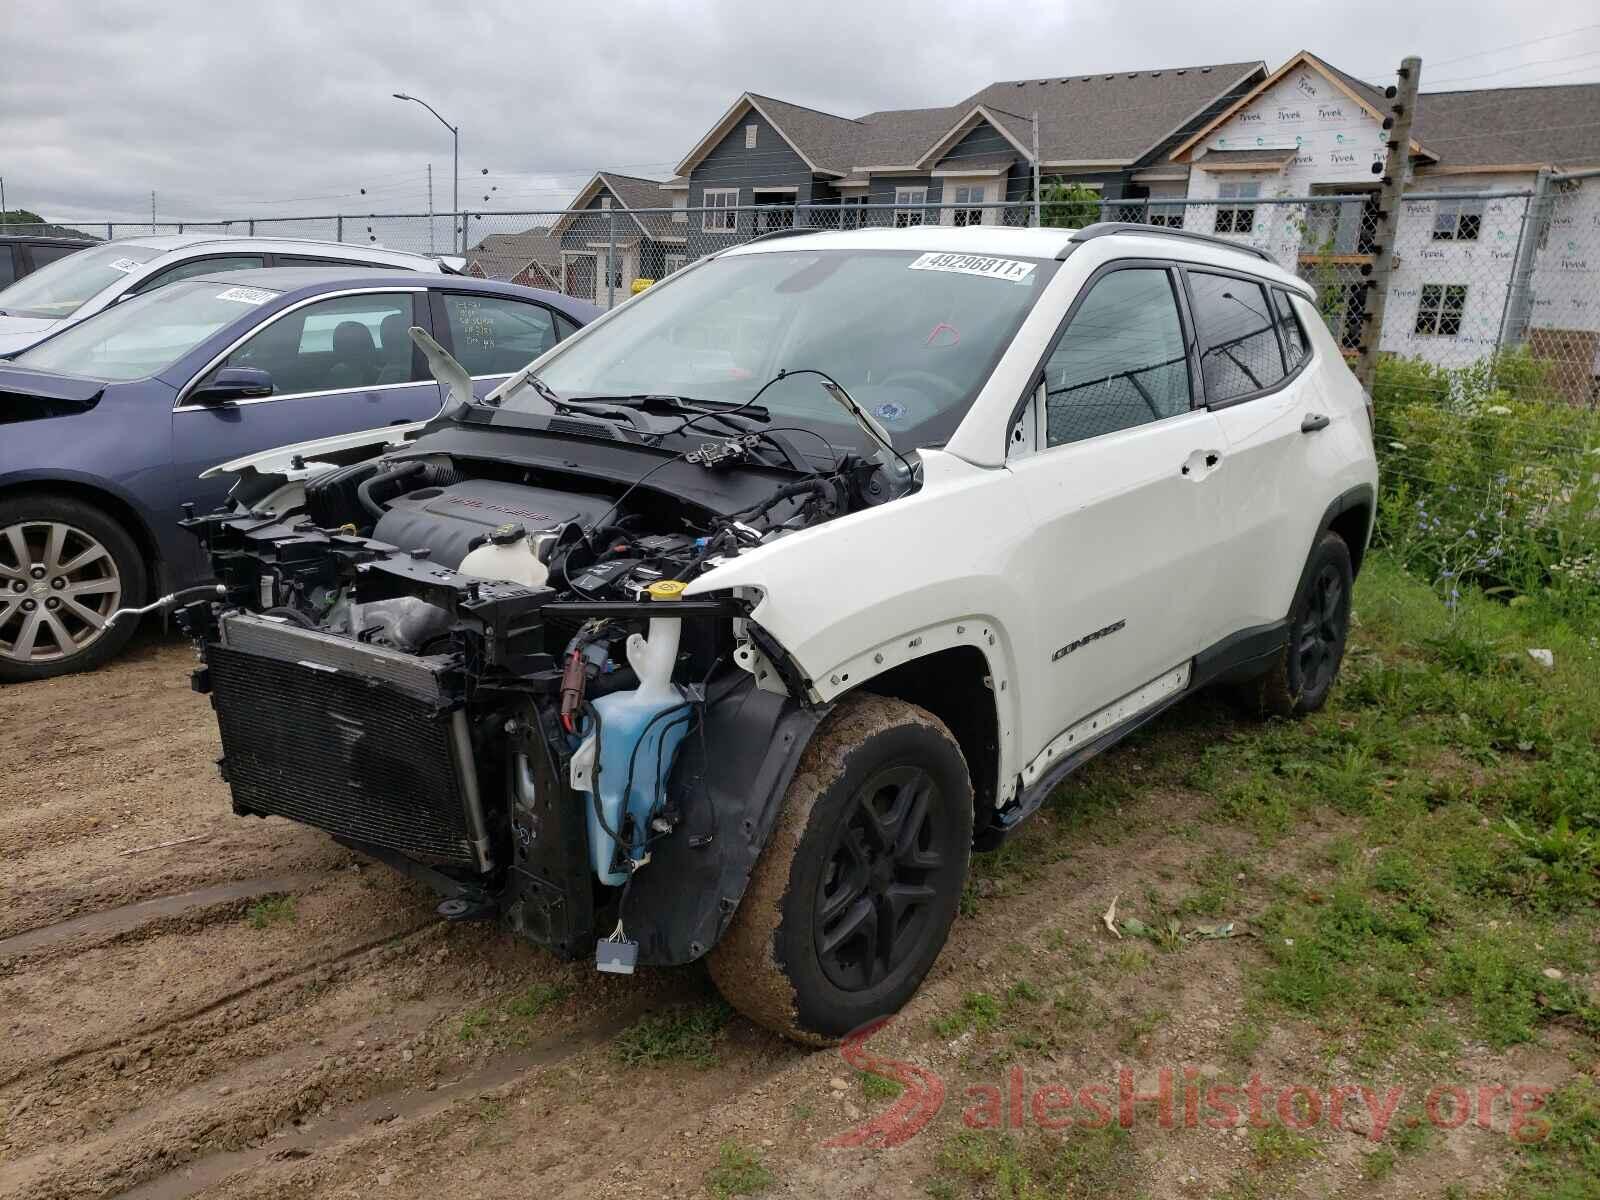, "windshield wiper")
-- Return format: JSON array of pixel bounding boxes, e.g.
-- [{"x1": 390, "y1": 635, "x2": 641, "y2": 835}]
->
[{"x1": 562, "y1": 393, "x2": 771, "y2": 421}]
